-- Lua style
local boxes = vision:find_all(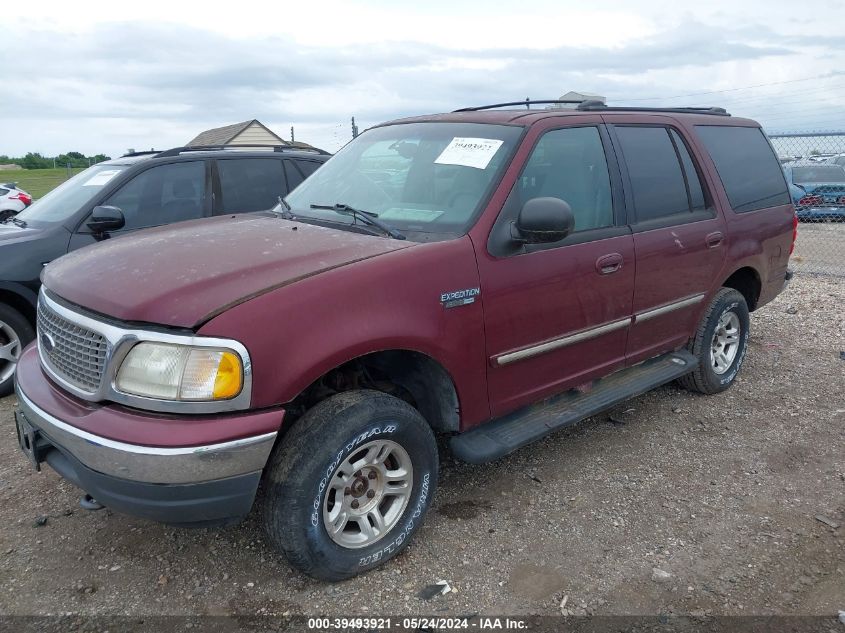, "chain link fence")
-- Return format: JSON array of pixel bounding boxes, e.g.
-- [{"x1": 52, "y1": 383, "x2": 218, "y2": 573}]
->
[{"x1": 768, "y1": 131, "x2": 845, "y2": 277}]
